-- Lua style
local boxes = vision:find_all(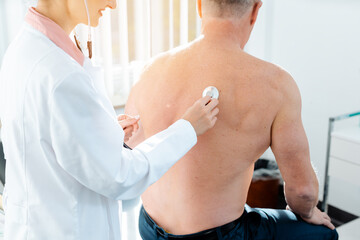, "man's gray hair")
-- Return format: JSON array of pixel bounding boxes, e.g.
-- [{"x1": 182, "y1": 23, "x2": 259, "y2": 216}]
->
[
  {"x1": 210, "y1": 0, "x2": 257, "y2": 6},
  {"x1": 205, "y1": 0, "x2": 259, "y2": 17}
]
